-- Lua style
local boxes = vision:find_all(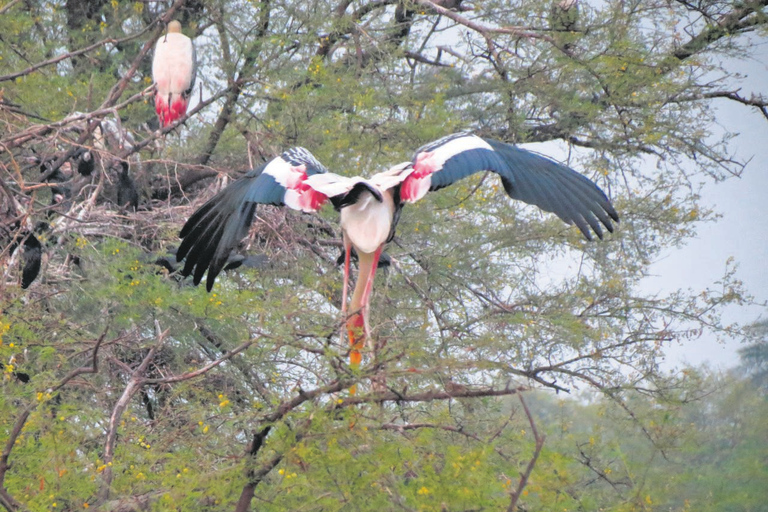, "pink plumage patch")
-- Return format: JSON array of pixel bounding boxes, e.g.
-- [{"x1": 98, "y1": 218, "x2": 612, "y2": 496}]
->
[
  {"x1": 155, "y1": 94, "x2": 188, "y2": 127},
  {"x1": 283, "y1": 165, "x2": 329, "y2": 212},
  {"x1": 400, "y1": 150, "x2": 436, "y2": 202},
  {"x1": 295, "y1": 179, "x2": 328, "y2": 211}
]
